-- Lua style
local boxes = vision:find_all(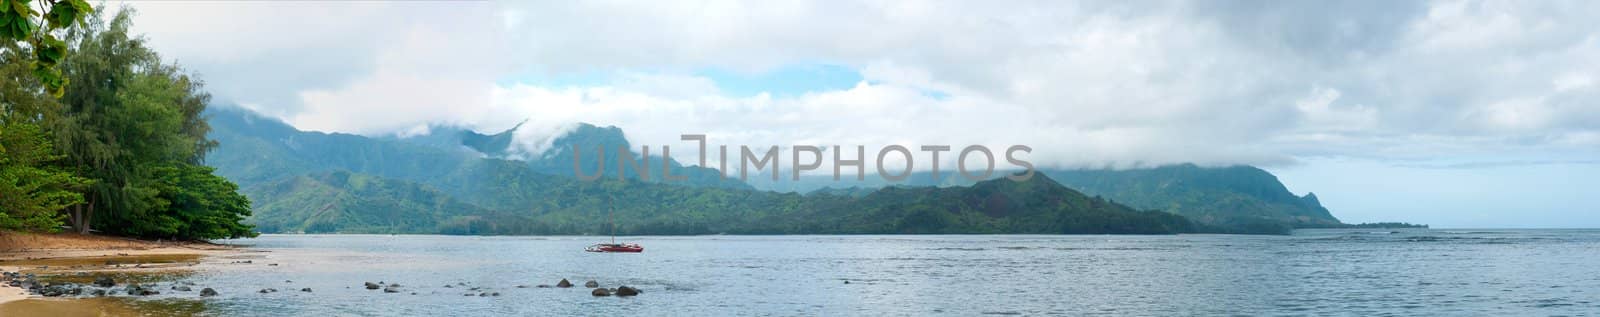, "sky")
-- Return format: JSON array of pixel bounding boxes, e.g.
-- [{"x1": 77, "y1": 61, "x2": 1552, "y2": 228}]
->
[{"x1": 112, "y1": 1, "x2": 1599, "y2": 228}]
